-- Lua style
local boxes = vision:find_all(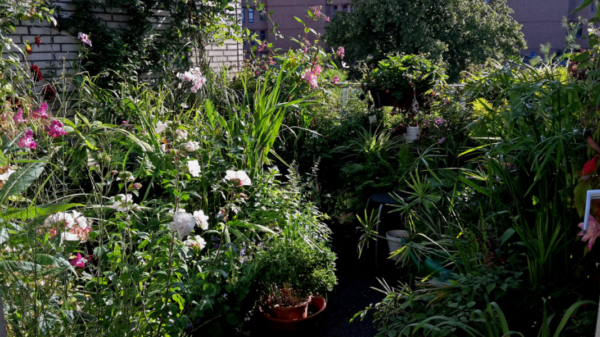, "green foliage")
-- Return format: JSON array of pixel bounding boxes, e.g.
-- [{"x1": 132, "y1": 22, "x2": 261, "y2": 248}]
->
[
  {"x1": 57, "y1": 0, "x2": 241, "y2": 85},
  {"x1": 324, "y1": 0, "x2": 526, "y2": 80},
  {"x1": 255, "y1": 239, "x2": 337, "y2": 298}
]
